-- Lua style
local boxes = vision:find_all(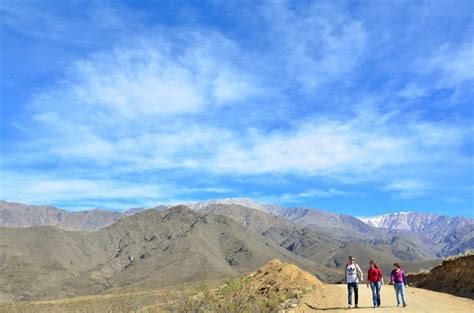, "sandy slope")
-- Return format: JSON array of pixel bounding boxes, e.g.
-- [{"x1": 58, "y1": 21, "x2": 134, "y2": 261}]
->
[{"x1": 291, "y1": 284, "x2": 474, "y2": 313}]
